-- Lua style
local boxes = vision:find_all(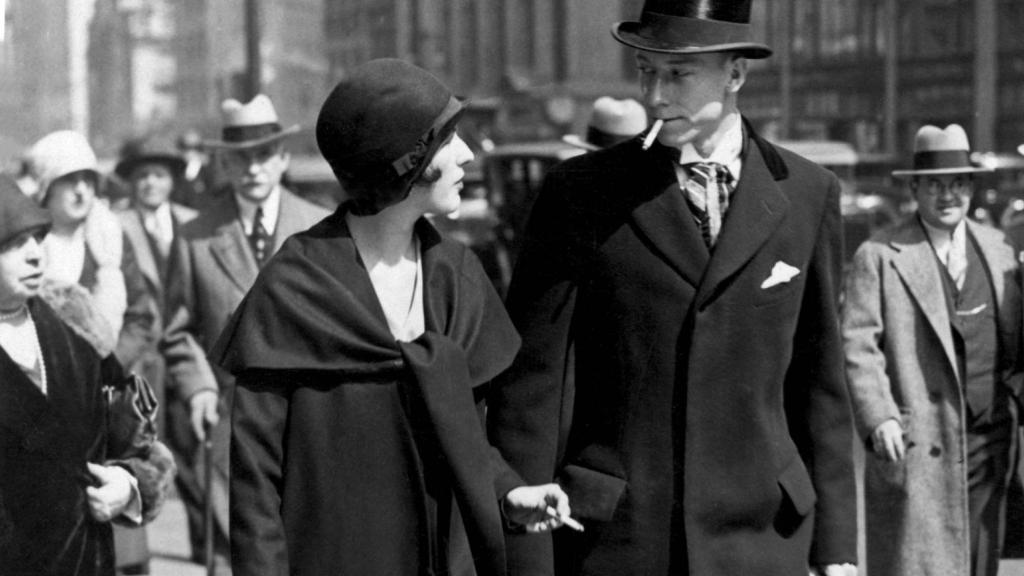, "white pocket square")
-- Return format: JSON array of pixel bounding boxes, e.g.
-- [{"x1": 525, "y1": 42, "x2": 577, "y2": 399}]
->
[{"x1": 760, "y1": 261, "x2": 800, "y2": 289}]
